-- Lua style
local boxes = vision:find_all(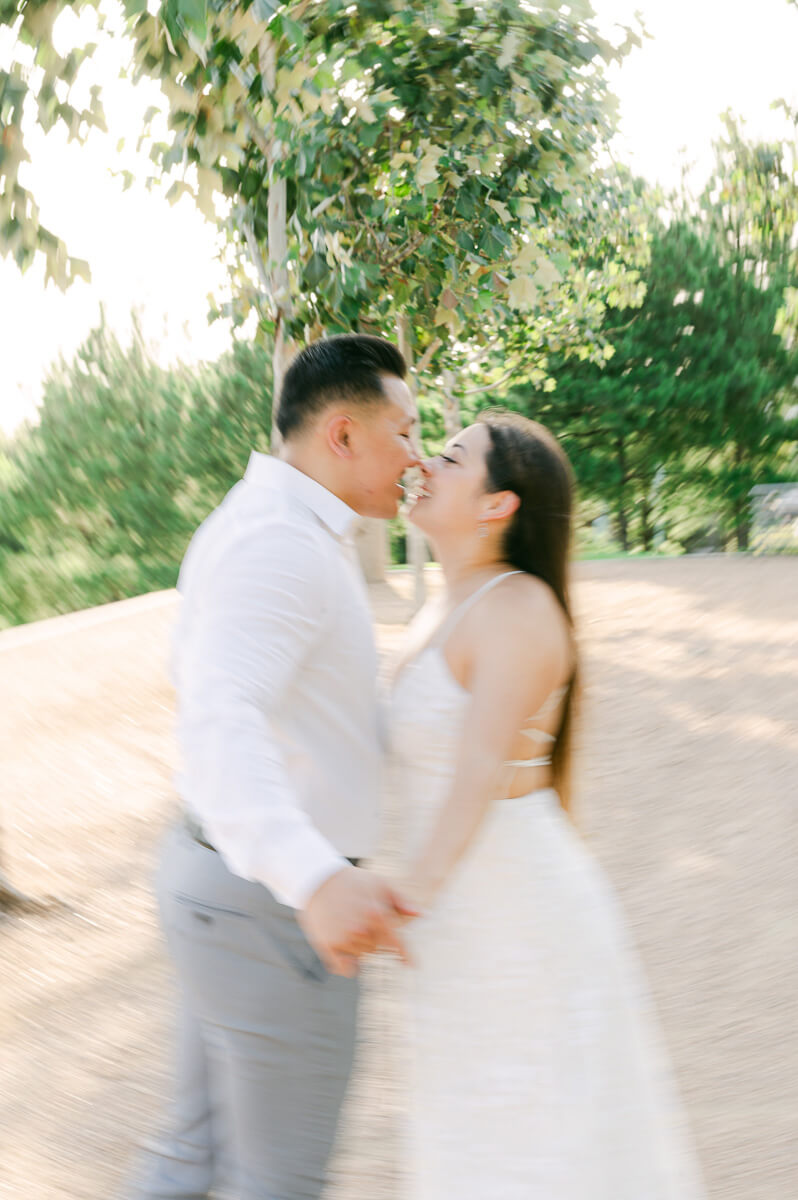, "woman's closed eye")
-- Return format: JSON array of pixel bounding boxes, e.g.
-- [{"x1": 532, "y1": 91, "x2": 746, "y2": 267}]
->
[{"x1": 440, "y1": 454, "x2": 458, "y2": 465}]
